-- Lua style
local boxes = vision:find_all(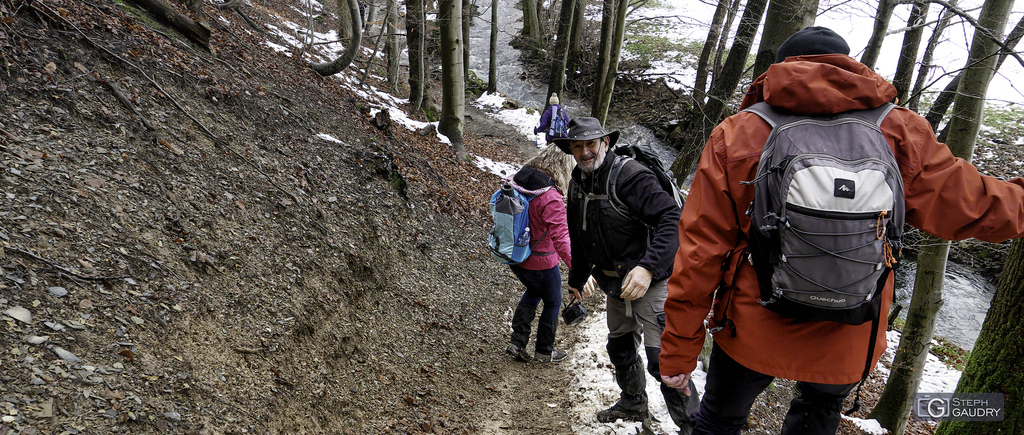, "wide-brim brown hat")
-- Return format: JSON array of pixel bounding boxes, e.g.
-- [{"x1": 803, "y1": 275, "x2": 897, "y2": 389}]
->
[{"x1": 553, "y1": 117, "x2": 620, "y2": 154}]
